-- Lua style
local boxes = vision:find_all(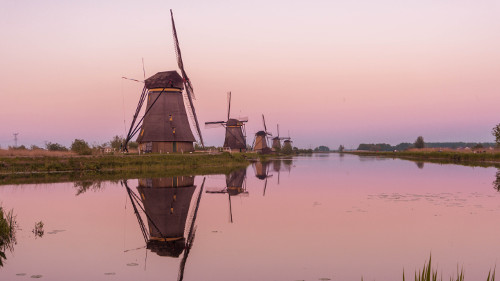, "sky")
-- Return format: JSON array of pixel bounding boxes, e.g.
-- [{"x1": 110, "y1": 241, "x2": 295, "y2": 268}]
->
[{"x1": 1, "y1": 0, "x2": 499, "y2": 150}]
